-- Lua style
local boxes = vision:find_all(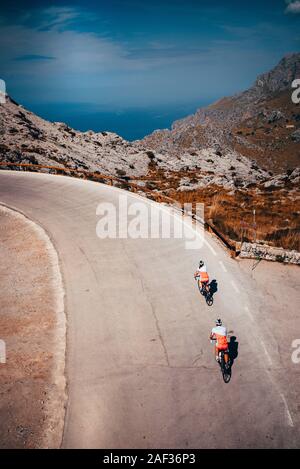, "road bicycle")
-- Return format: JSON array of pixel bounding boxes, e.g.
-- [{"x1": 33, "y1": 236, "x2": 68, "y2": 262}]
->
[
  {"x1": 218, "y1": 348, "x2": 231, "y2": 383},
  {"x1": 210, "y1": 337, "x2": 231, "y2": 383},
  {"x1": 196, "y1": 278, "x2": 213, "y2": 306}
]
